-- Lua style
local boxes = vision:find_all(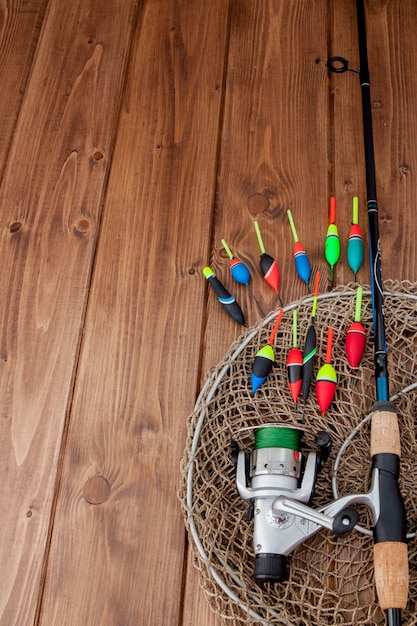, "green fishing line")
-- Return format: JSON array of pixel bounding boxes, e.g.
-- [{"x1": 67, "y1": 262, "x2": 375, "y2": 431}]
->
[{"x1": 254, "y1": 427, "x2": 302, "y2": 451}]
